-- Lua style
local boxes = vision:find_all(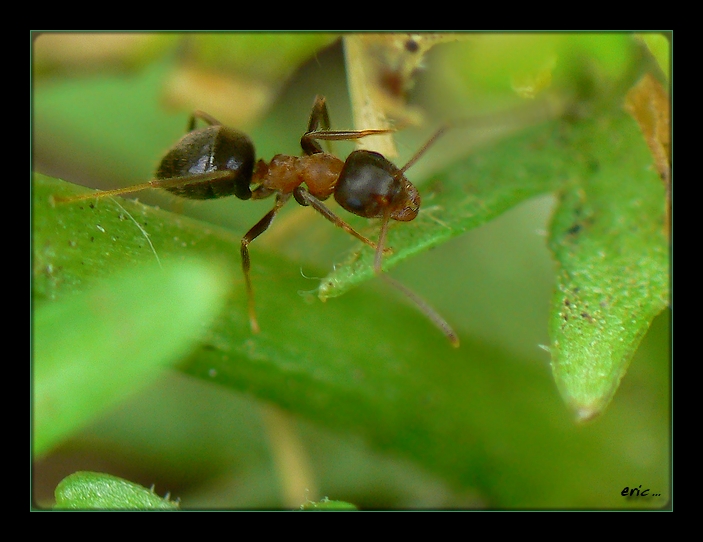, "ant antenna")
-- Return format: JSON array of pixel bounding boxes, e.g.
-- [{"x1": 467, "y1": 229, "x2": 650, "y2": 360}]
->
[
  {"x1": 398, "y1": 124, "x2": 449, "y2": 177},
  {"x1": 374, "y1": 208, "x2": 459, "y2": 348}
]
